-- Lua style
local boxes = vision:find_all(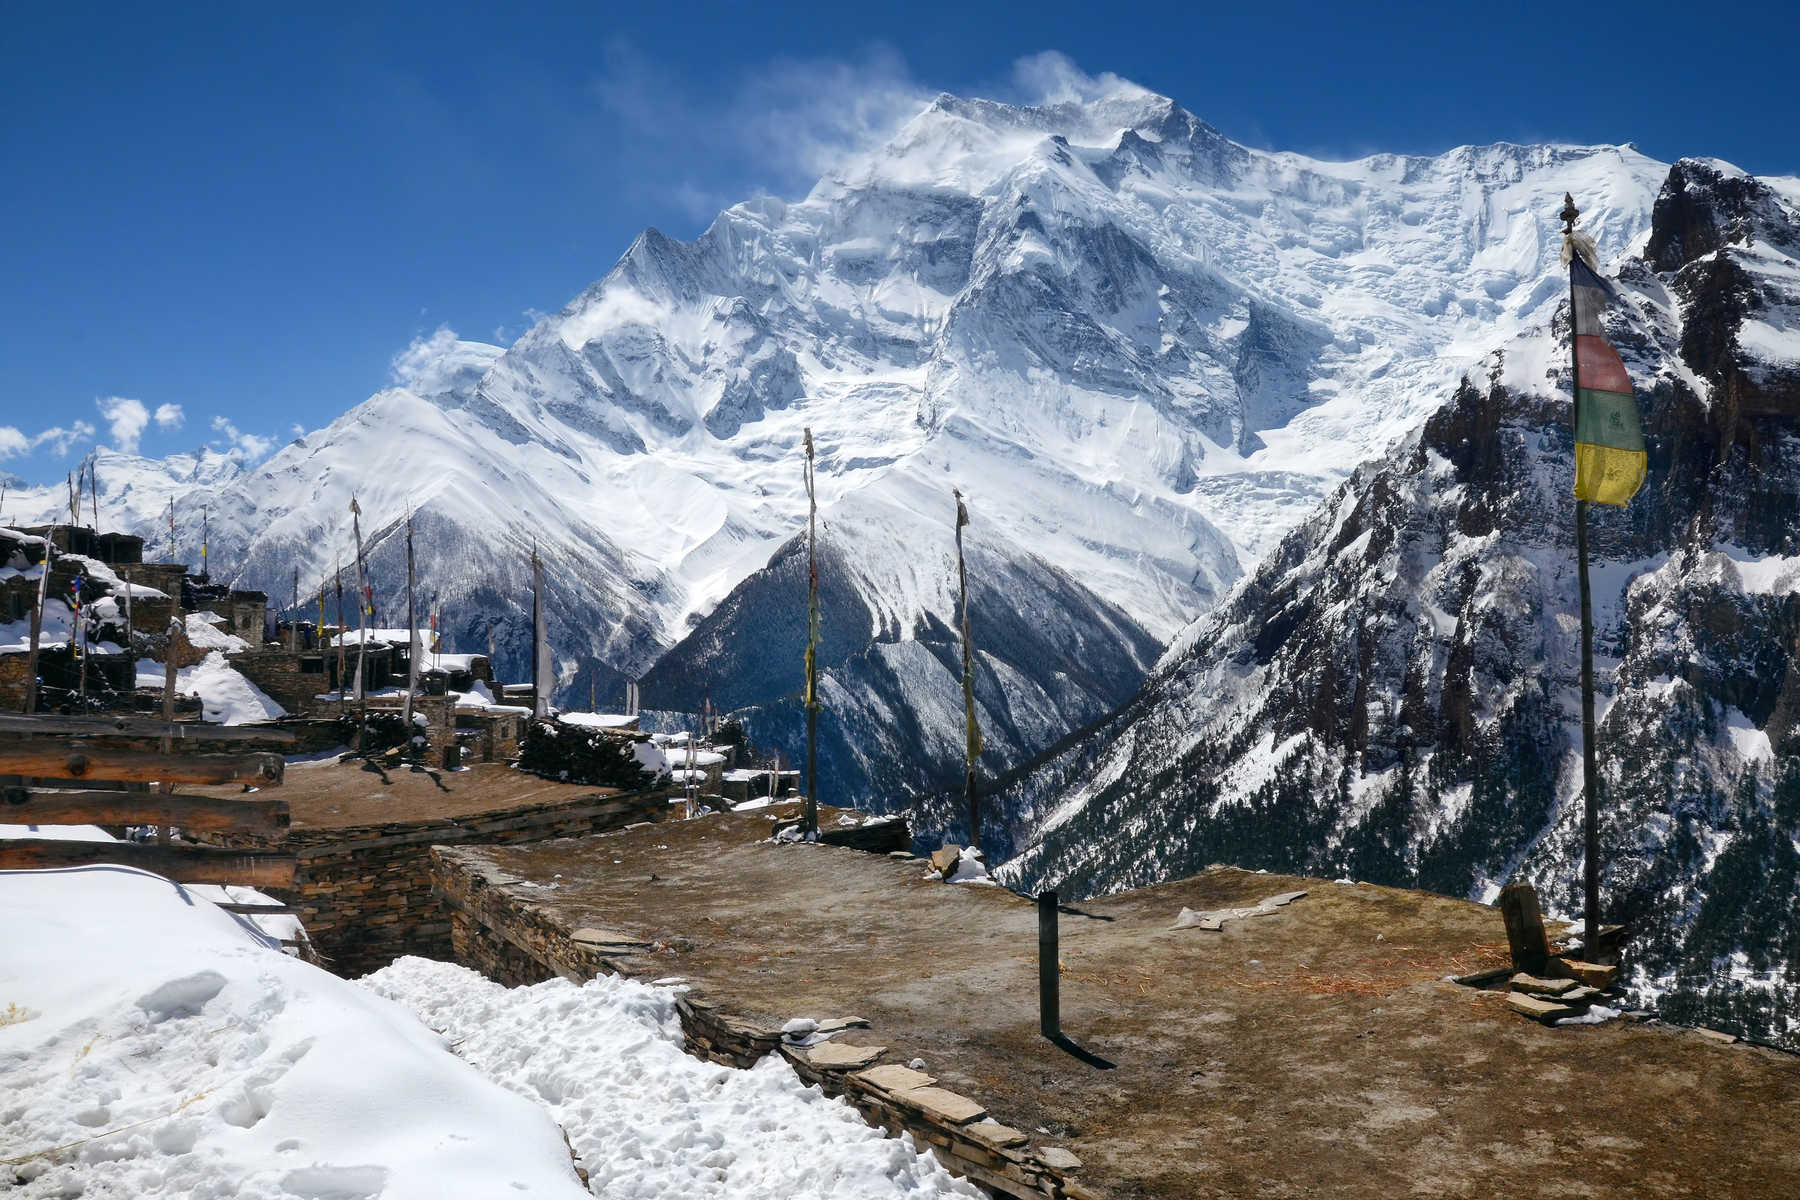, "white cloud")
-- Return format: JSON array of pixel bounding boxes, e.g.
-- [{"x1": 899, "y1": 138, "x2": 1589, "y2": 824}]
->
[
  {"x1": 1006, "y1": 52, "x2": 1143, "y2": 108},
  {"x1": 96, "y1": 396, "x2": 151, "y2": 454},
  {"x1": 154, "y1": 402, "x2": 185, "y2": 430},
  {"x1": 585, "y1": 47, "x2": 1150, "y2": 223},
  {"x1": 27, "y1": 422, "x2": 95, "y2": 457},
  {"x1": 588, "y1": 41, "x2": 932, "y2": 212},
  {"x1": 391, "y1": 325, "x2": 462, "y2": 388},
  {"x1": 210, "y1": 415, "x2": 274, "y2": 460},
  {"x1": 0, "y1": 427, "x2": 29, "y2": 459}
]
